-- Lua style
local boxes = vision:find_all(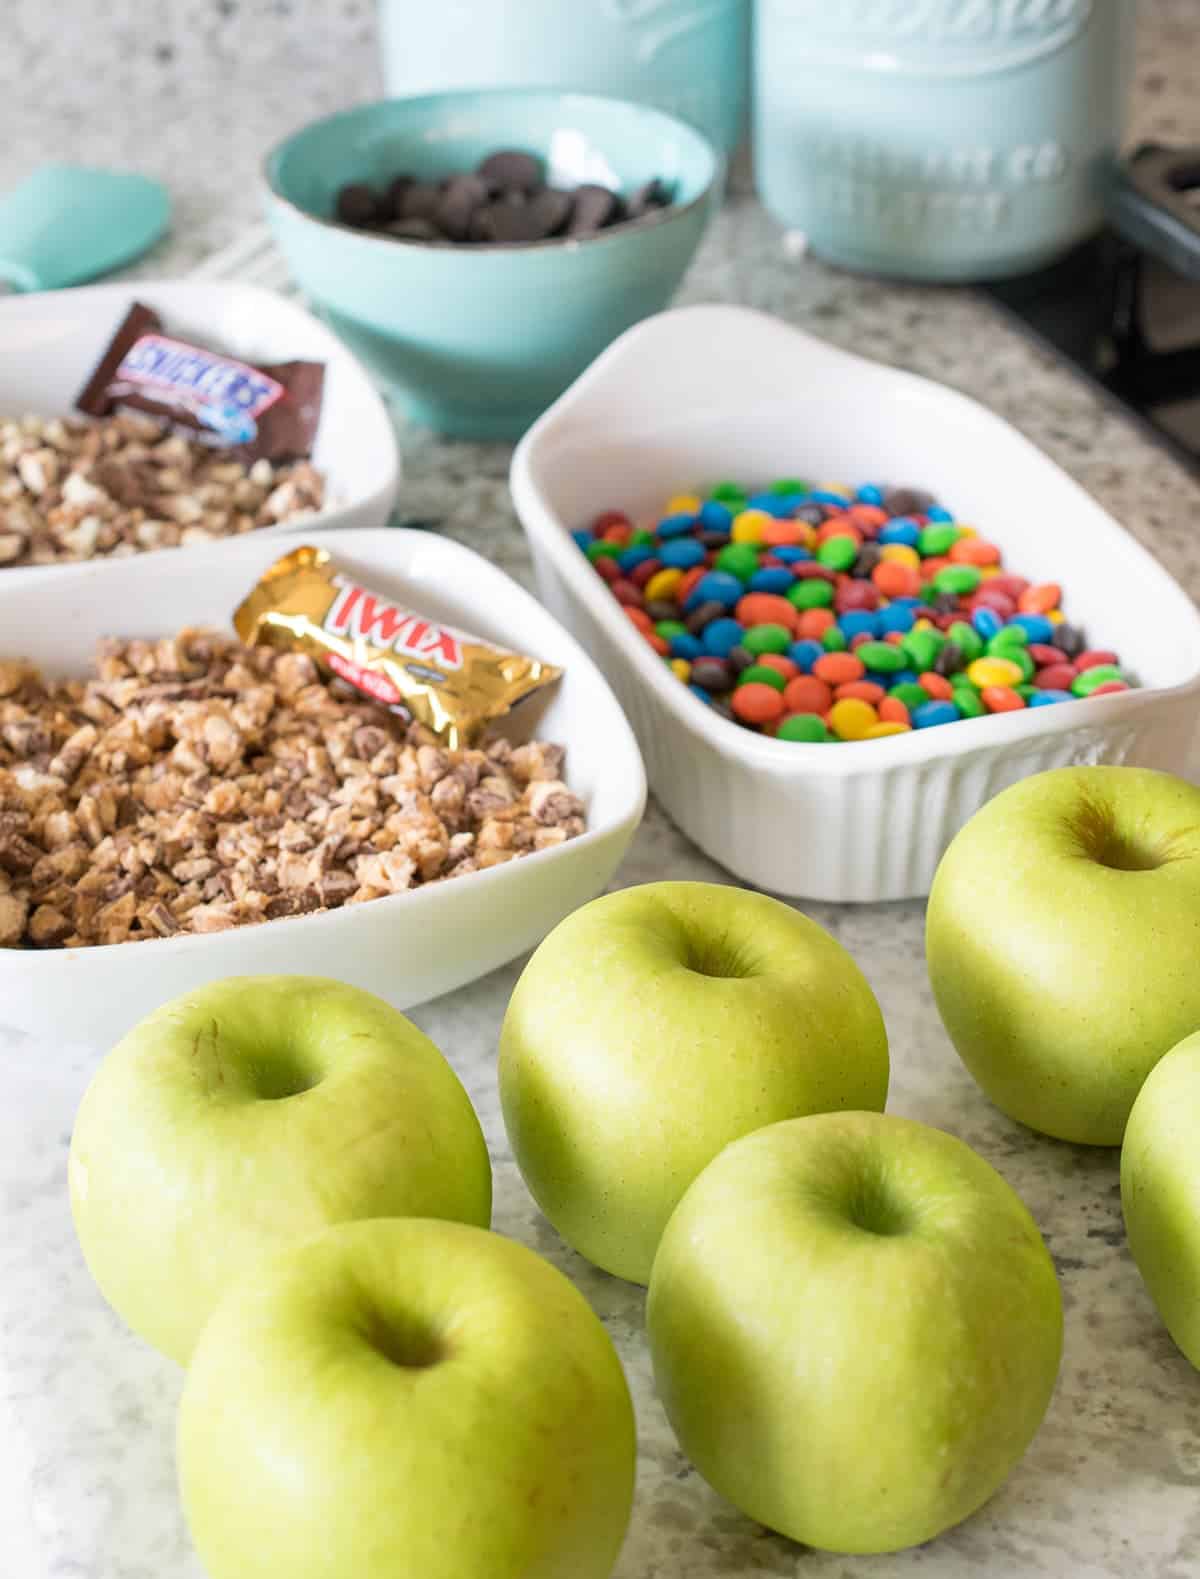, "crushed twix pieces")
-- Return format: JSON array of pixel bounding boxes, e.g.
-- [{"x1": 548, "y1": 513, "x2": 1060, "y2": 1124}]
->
[
  {"x1": 0, "y1": 629, "x2": 586, "y2": 949},
  {"x1": 0, "y1": 412, "x2": 325, "y2": 568}
]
